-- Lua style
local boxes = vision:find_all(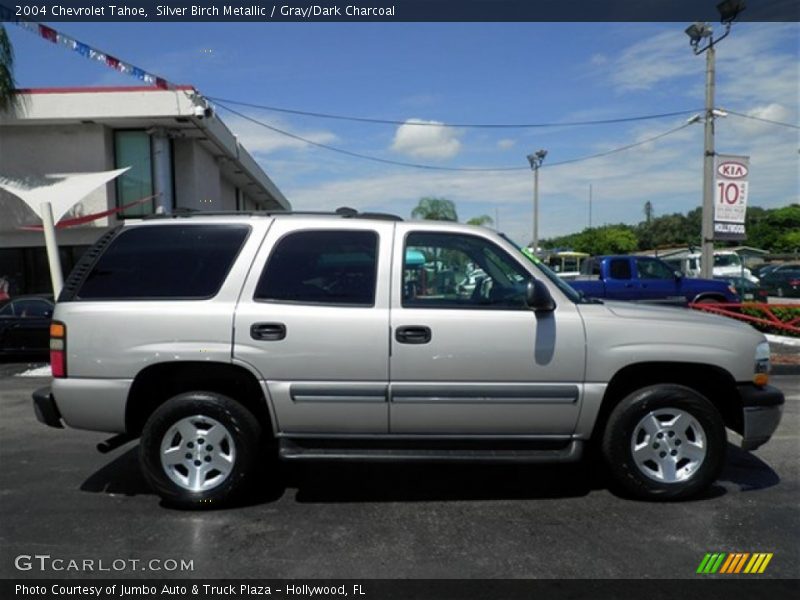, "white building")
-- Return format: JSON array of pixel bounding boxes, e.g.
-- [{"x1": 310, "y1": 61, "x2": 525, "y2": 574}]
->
[{"x1": 0, "y1": 85, "x2": 290, "y2": 295}]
